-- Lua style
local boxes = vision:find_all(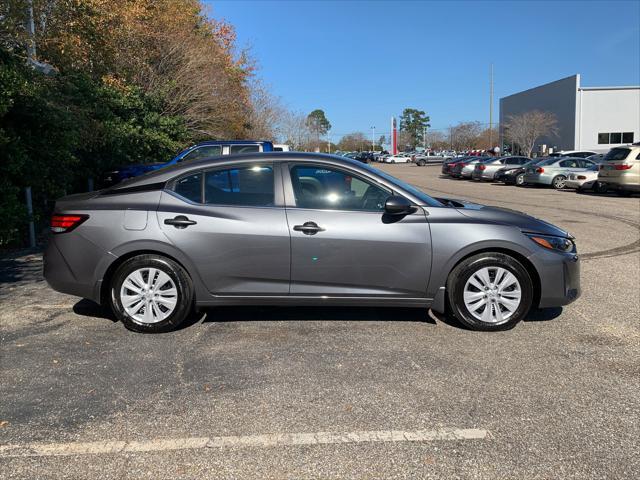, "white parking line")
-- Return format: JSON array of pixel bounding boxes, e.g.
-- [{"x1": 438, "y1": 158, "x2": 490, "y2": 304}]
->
[{"x1": 0, "y1": 428, "x2": 488, "y2": 457}]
